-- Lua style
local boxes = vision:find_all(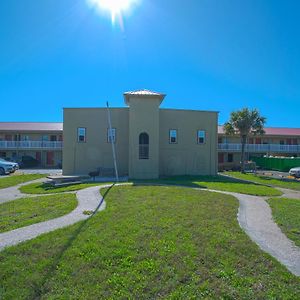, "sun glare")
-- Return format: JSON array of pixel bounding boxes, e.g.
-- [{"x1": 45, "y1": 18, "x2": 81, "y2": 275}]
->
[{"x1": 88, "y1": 0, "x2": 138, "y2": 24}]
